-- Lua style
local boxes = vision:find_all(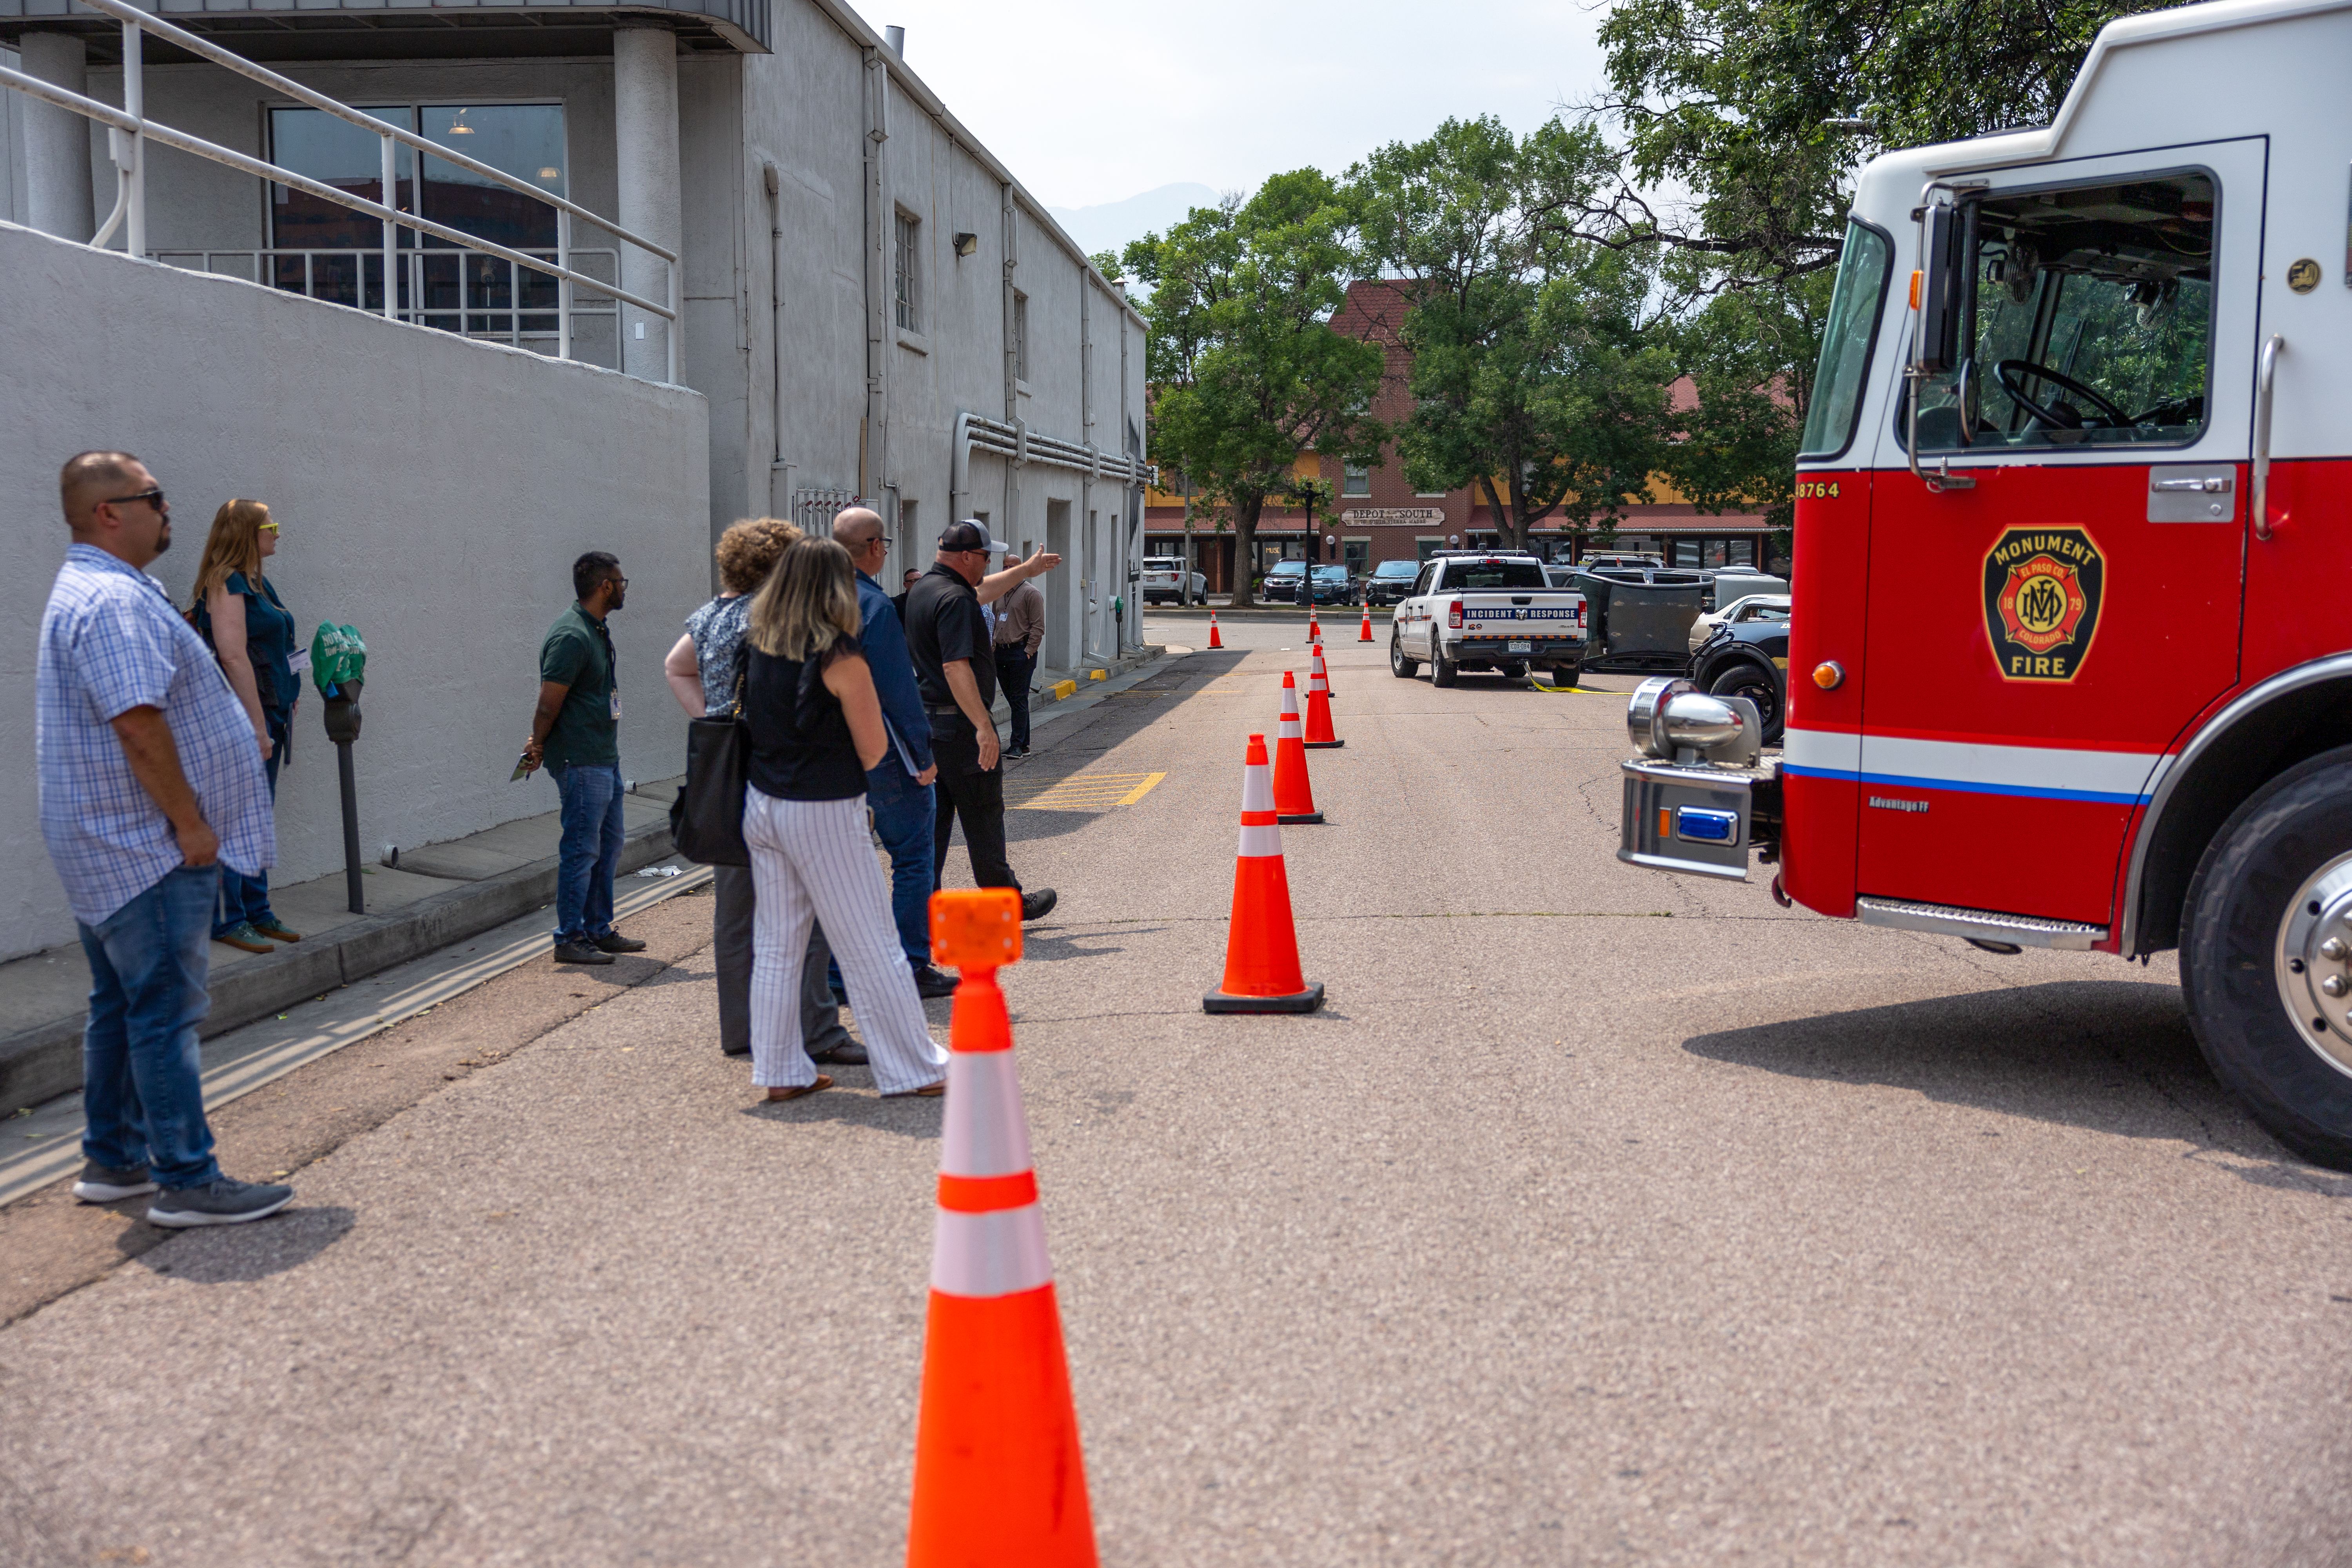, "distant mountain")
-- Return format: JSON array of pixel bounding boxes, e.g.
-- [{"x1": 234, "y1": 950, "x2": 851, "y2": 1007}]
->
[{"x1": 1046, "y1": 183, "x2": 1220, "y2": 263}]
